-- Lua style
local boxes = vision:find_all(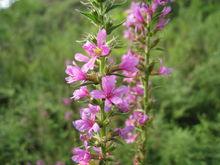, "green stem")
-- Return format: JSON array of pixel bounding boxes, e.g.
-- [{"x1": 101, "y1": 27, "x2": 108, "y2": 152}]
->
[
  {"x1": 139, "y1": 30, "x2": 151, "y2": 165},
  {"x1": 98, "y1": 1, "x2": 108, "y2": 164},
  {"x1": 99, "y1": 57, "x2": 108, "y2": 165},
  {"x1": 99, "y1": 57, "x2": 106, "y2": 75}
]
